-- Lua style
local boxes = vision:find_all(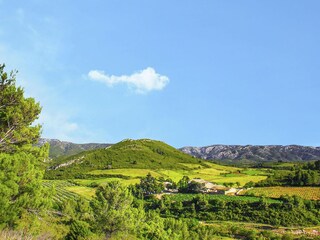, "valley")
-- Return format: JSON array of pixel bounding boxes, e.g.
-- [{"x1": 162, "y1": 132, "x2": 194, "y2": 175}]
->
[
  {"x1": 39, "y1": 138, "x2": 320, "y2": 239},
  {"x1": 43, "y1": 139, "x2": 270, "y2": 200}
]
